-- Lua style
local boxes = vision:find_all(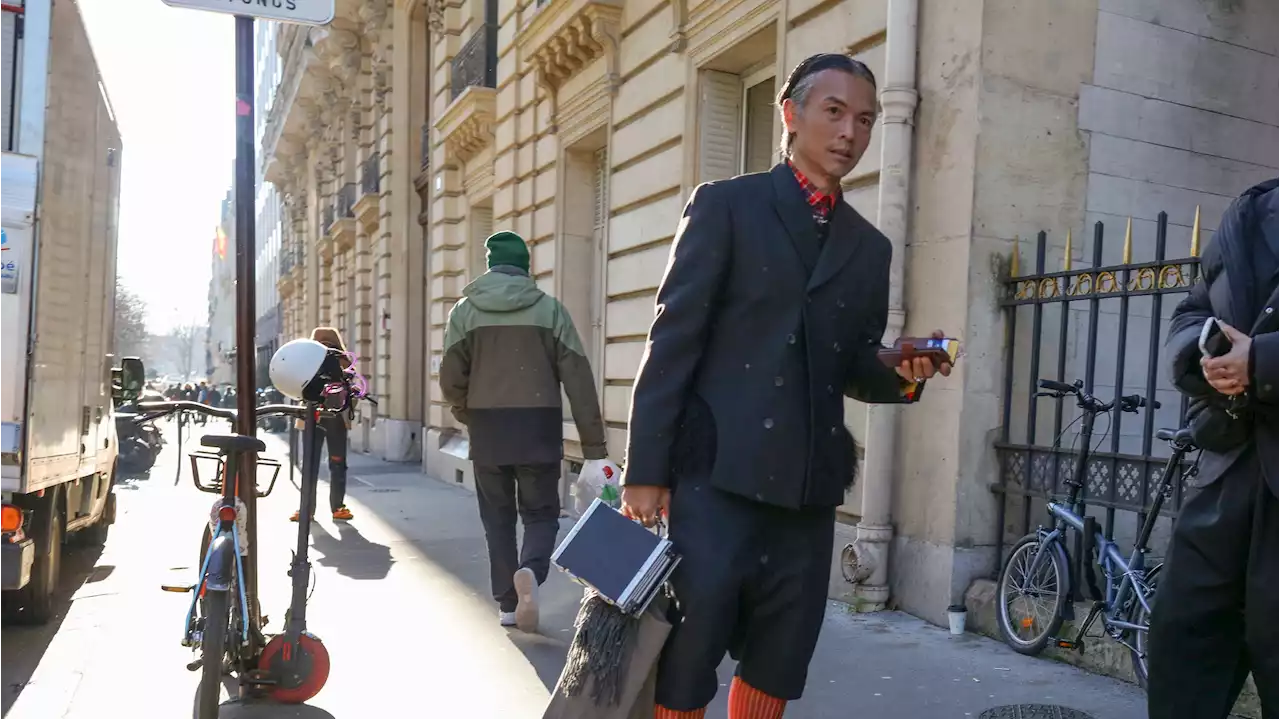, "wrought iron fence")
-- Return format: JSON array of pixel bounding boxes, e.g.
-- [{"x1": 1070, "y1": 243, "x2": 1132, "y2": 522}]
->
[
  {"x1": 450, "y1": 23, "x2": 497, "y2": 100},
  {"x1": 361, "y1": 153, "x2": 380, "y2": 196},
  {"x1": 322, "y1": 205, "x2": 335, "y2": 233},
  {"x1": 336, "y1": 182, "x2": 357, "y2": 220},
  {"x1": 992, "y1": 211, "x2": 1204, "y2": 578}
]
